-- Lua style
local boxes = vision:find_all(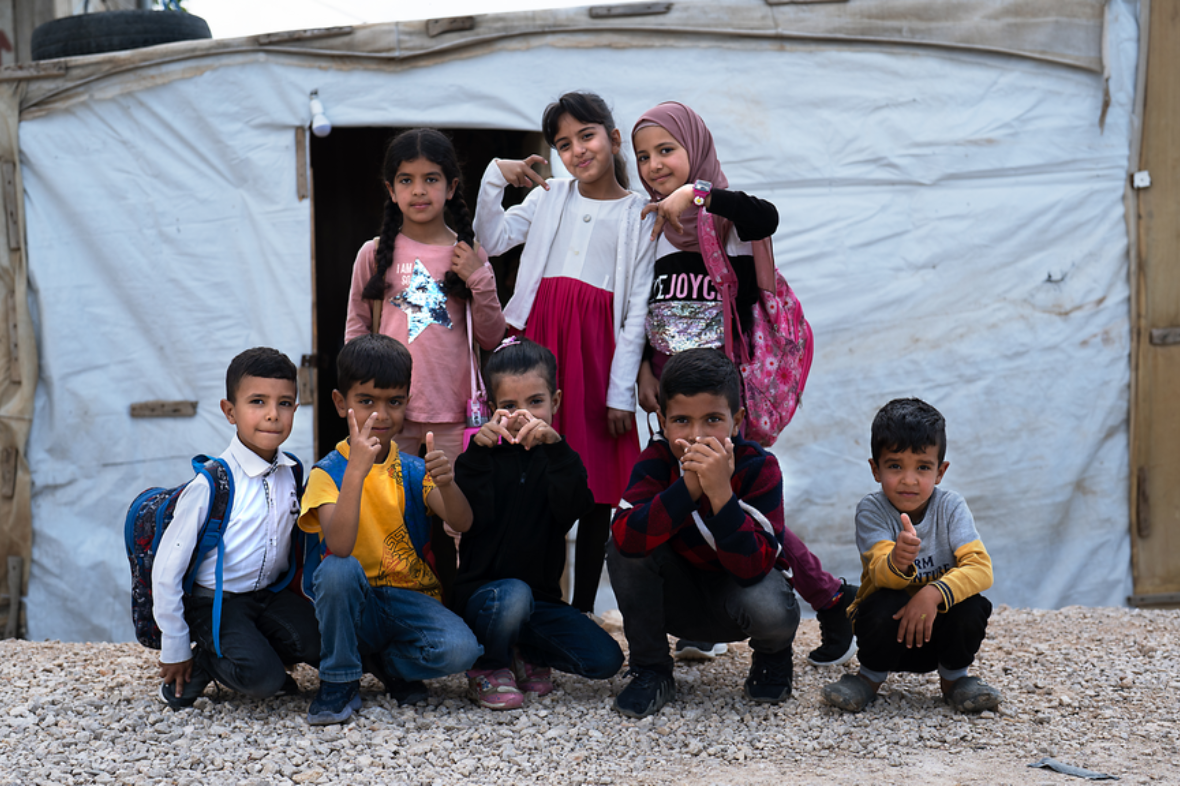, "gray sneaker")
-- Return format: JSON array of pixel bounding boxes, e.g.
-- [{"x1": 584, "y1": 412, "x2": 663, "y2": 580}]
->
[
  {"x1": 821, "y1": 673, "x2": 878, "y2": 712},
  {"x1": 944, "y1": 676, "x2": 1001, "y2": 713}
]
